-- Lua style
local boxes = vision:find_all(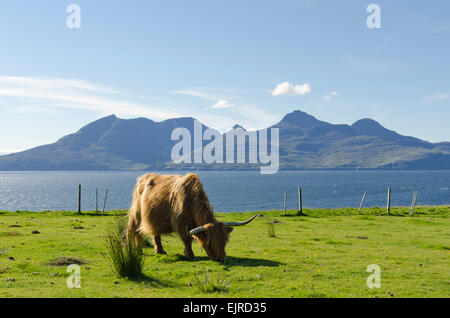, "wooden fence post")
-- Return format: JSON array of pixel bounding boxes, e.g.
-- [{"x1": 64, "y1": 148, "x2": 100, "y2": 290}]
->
[
  {"x1": 78, "y1": 184, "x2": 82, "y2": 215},
  {"x1": 298, "y1": 187, "x2": 303, "y2": 215},
  {"x1": 102, "y1": 189, "x2": 109, "y2": 214},
  {"x1": 387, "y1": 188, "x2": 391, "y2": 215},
  {"x1": 358, "y1": 191, "x2": 367, "y2": 214},
  {"x1": 410, "y1": 191, "x2": 418, "y2": 216},
  {"x1": 96, "y1": 188, "x2": 99, "y2": 214},
  {"x1": 283, "y1": 191, "x2": 287, "y2": 216}
]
